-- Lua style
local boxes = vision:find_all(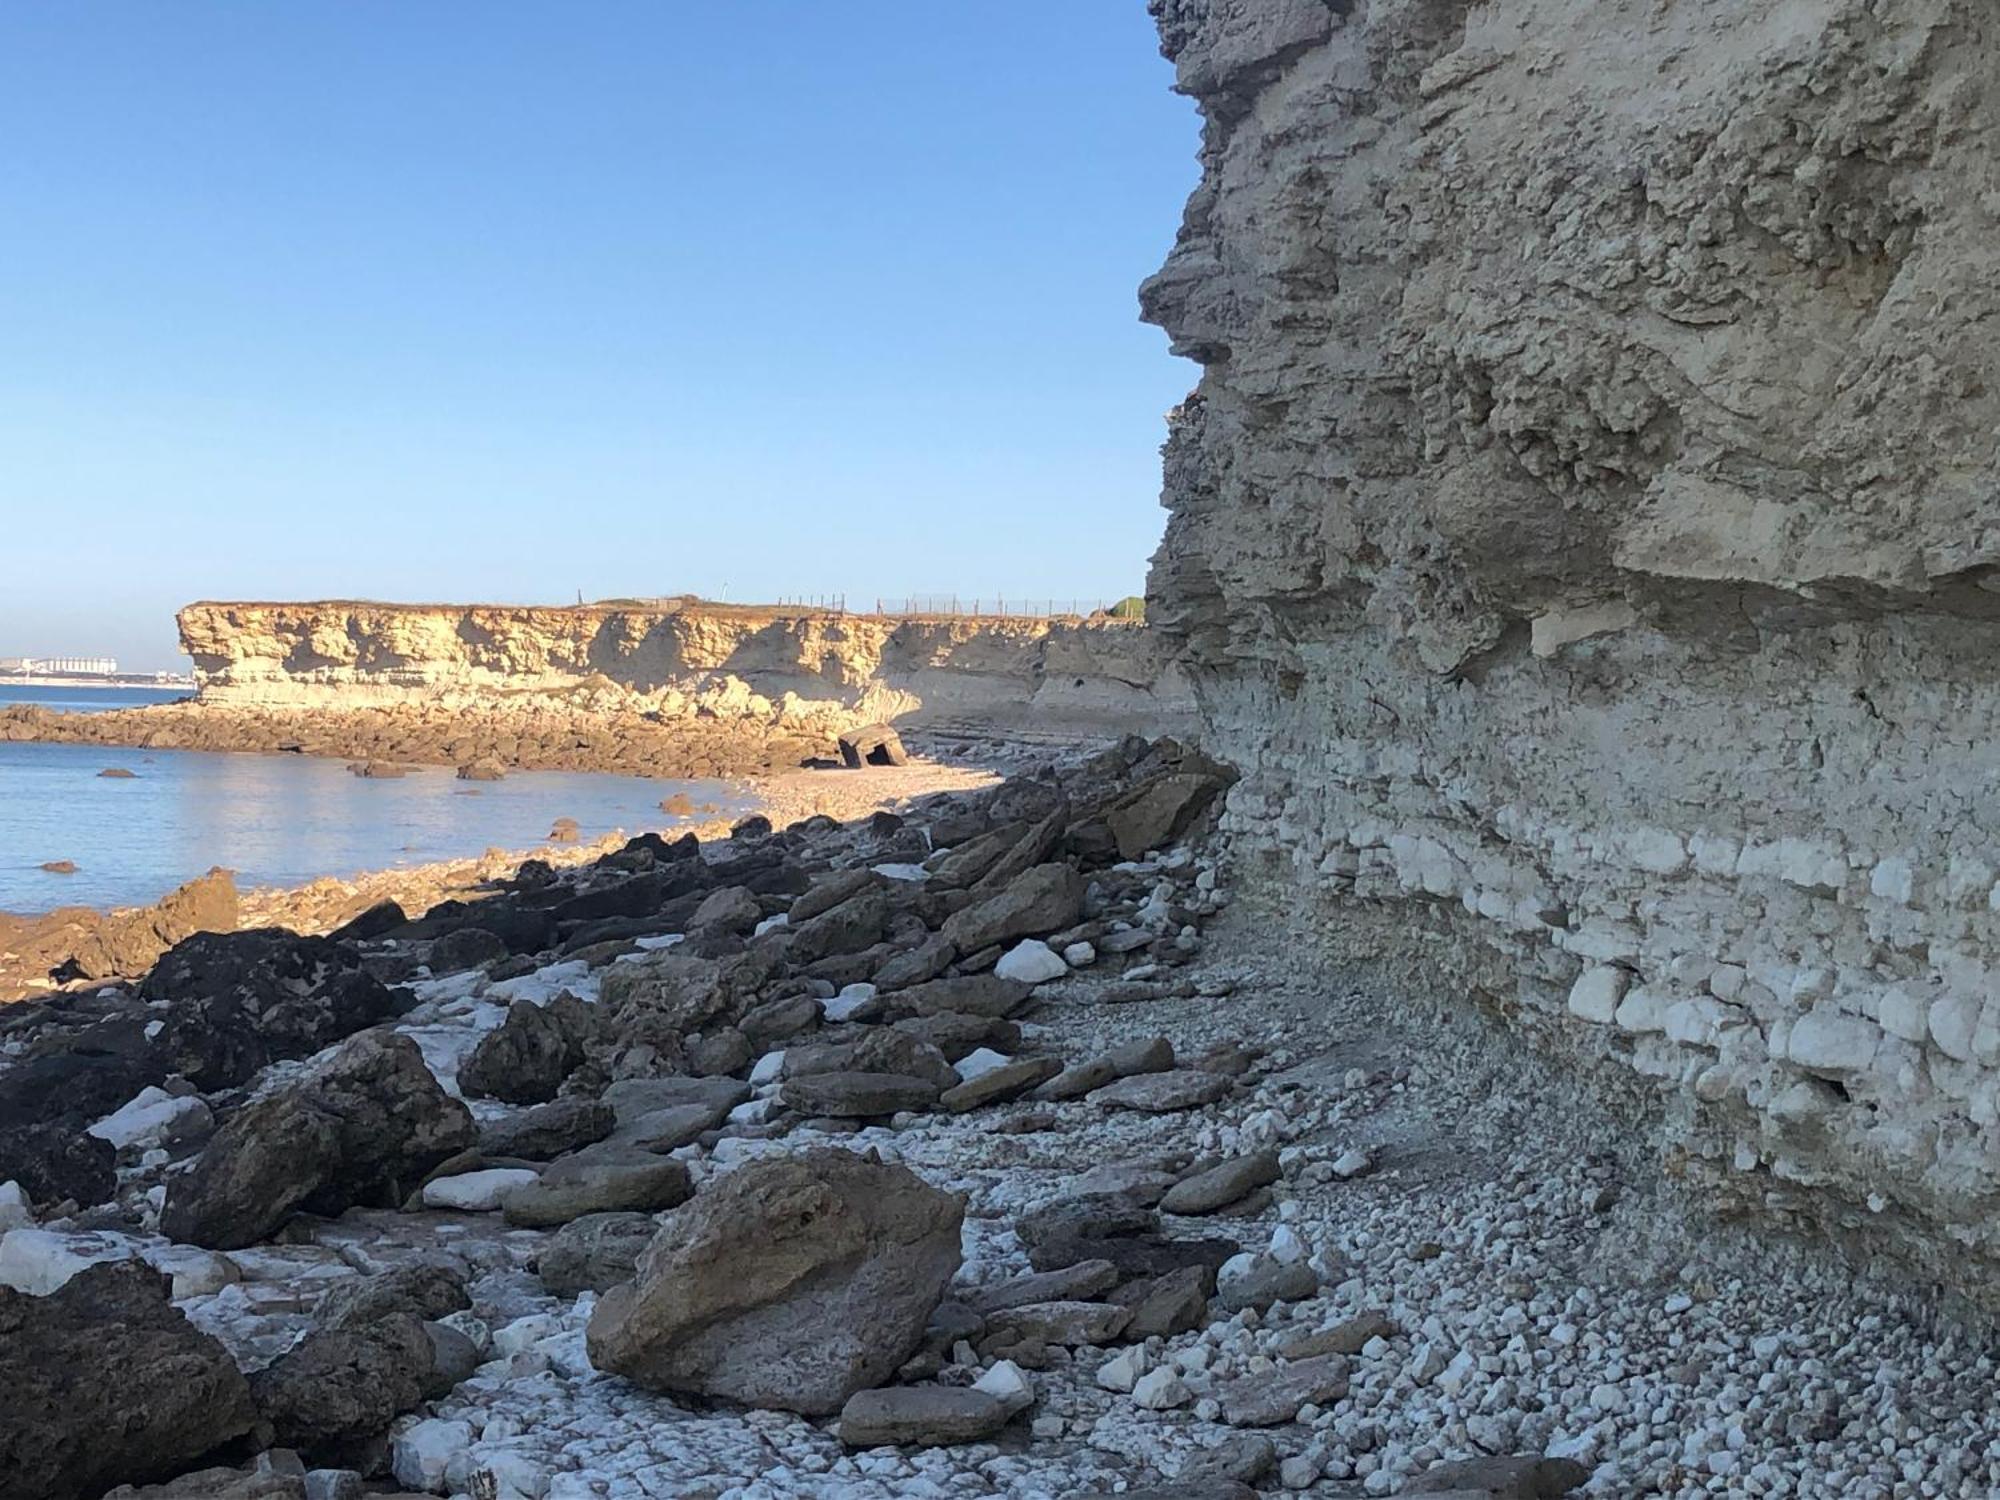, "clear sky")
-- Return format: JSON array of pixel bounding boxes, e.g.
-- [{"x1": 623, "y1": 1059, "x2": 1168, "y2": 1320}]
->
[{"x1": 0, "y1": 5, "x2": 1199, "y2": 671}]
